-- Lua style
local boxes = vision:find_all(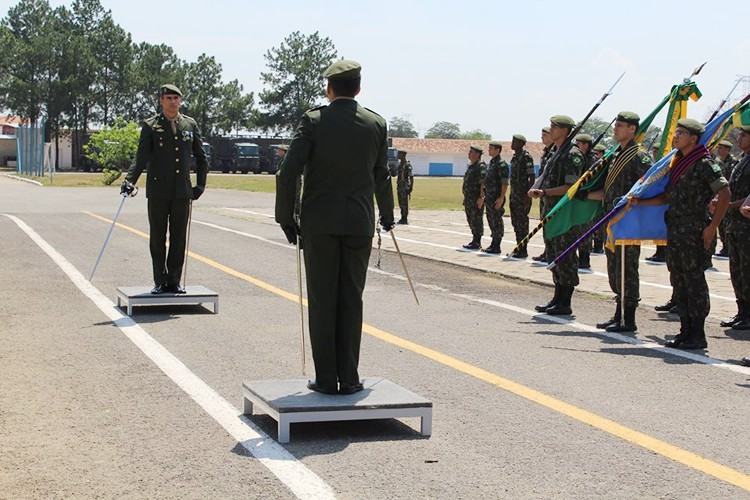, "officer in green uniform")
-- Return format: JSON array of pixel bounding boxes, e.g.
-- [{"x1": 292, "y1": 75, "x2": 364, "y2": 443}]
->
[
  {"x1": 633, "y1": 118, "x2": 729, "y2": 349},
  {"x1": 482, "y1": 141, "x2": 509, "y2": 254},
  {"x1": 533, "y1": 126, "x2": 553, "y2": 262},
  {"x1": 275, "y1": 59, "x2": 395, "y2": 395},
  {"x1": 509, "y1": 134, "x2": 535, "y2": 257},
  {"x1": 529, "y1": 115, "x2": 585, "y2": 315},
  {"x1": 586, "y1": 112, "x2": 651, "y2": 332},
  {"x1": 574, "y1": 133, "x2": 595, "y2": 269},
  {"x1": 121, "y1": 84, "x2": 208, "y2": 294},
  {"x1": 720, "y1": 126, "x2": 750, "y2": 330},
  {"x1": 714, "y1": 139, "x2": 739, "y2": 257},
  {"x1": 591, "y1": 143, "x2": 607, "y2": 253},
  {"x1": 462, "y1": 145, "x2": 487, "y2": 250},
  {"x1": 396, "y1": 150, "x2": 414, "y2": 224}
]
